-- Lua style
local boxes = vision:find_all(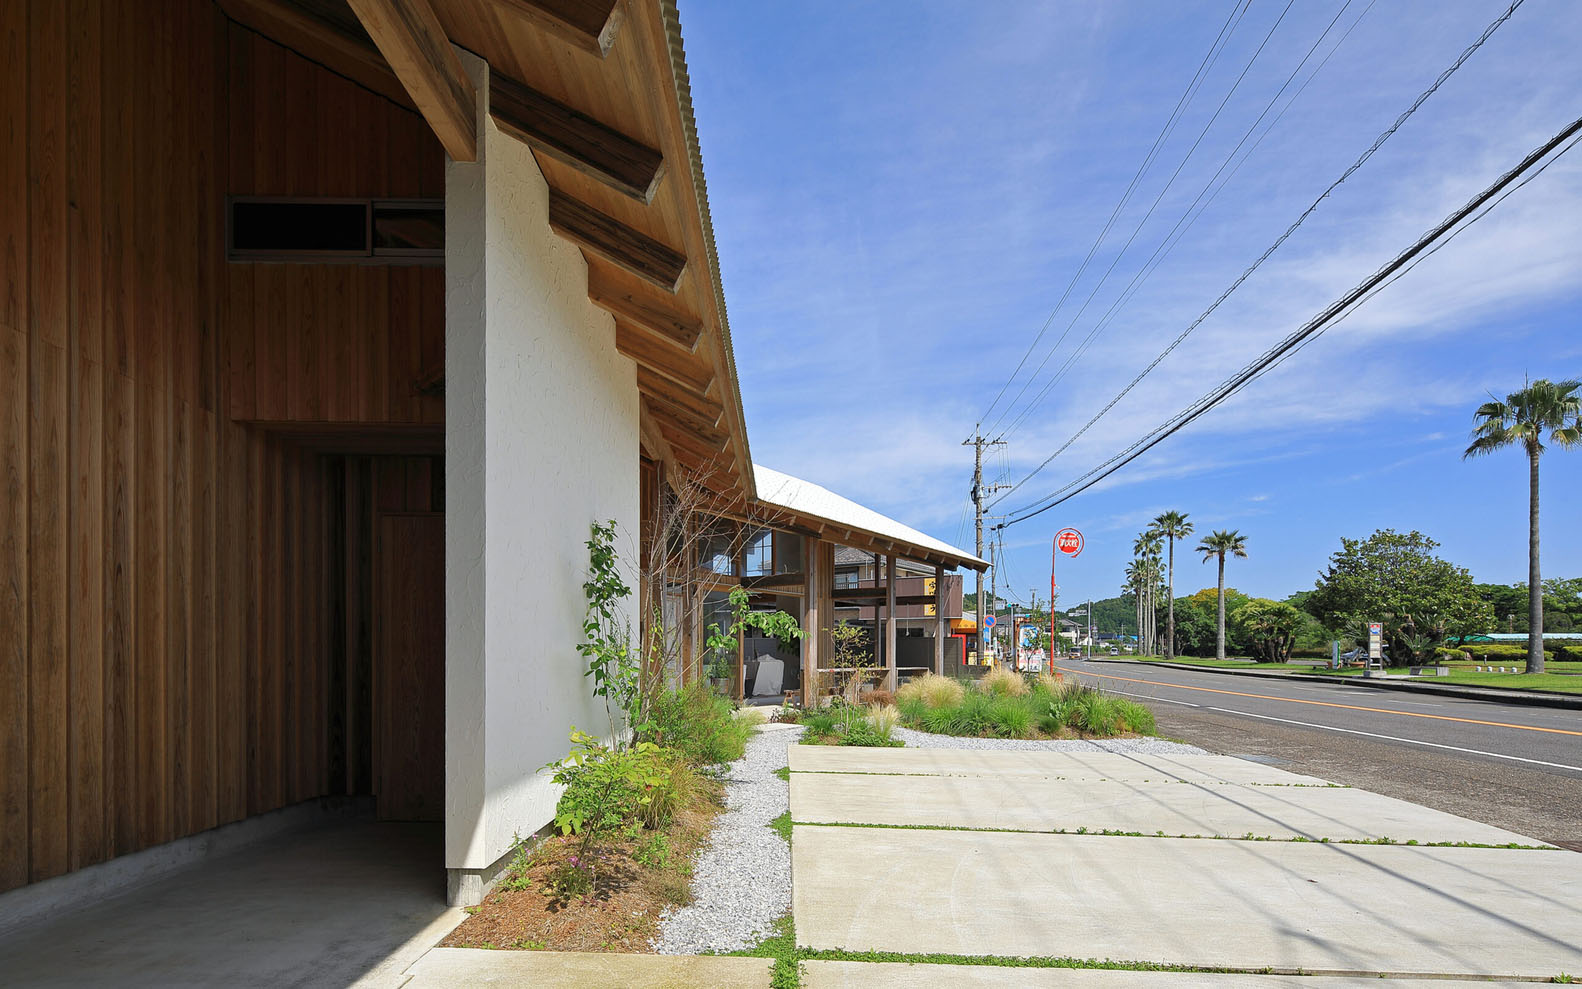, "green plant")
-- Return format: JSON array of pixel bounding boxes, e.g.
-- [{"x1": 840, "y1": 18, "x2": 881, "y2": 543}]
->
[
  {"x1": 545, "y1": 729, "x2": 675, "y2": 885},
  {"x1": 634, "y1": 831, "x2": 672, "y2": 869},
  {"x1": 496, "y1": 832, "x2": 536, "y2": 892},
  {"x1": 986, "y1": 696, "x2": 1032, "y2": 738},
  {"x1": 704, "y1": 586, "x2": 806, "y2": 685},
  {"x1": 768, "y1": 811, "x2": 792, "y2": 844},
  {"x1": 1196, "y1": 529, "x2": 1249, "y2": 662},
  {"x1": 579, "y1": 521, "x2": 646, "y2": 742},
  {"x1": 828, "y1": 620, "x2": 874, "y2": 703},
  {"x1": 645, "y1": 684, "x2": 753, "y2": 765}
]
